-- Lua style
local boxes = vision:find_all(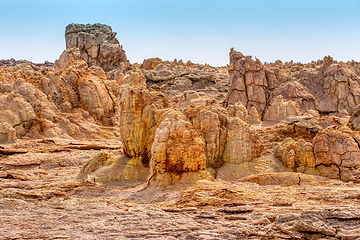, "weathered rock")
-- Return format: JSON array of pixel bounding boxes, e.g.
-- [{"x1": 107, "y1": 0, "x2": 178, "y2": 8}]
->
[
  {"x1": 183, "y1": 98, "x2": 228, "y2": 169},
  {"x1": 313, "y1": 127, "x2": 360, "y2": 182},
  {"x1": 44, "y1": 60, "x2": 117, "y2": 125},
  {"x1": 263, "y1": 95, "x2": 302, "y2": 122},
  {"x1": 348, "y1": 104, "x2": 360, "y2": 131},
  {"x1": 270, "y1": 81, "x2": 315, "y2": 113},
  {"x1": 275, "y1": 137, "x2": 317, "y2": 174},
  {"x1": 225, "y1": 49, "x2": 269, "y2": 116},
  {"x1": 276, "y1": 110, "x2": 322, "y2": 139},
  {"x1": 119, "y1": 84, "x2": 168, "y2": 167},
  {"x1": 78, "y1": 152, "x2": 149, "y2": 183},
  {"x1": 0, "y1": 92, "x2": 36, "y2": 143},
  {"x1": 141, "y1": 58, "x2": 162, "y2": 70},
  {"x1": 296, "y1": 60, "x2": 360, "y2": 114},
  {"x1": 60, "y1": 23, "x2": 127, "y2": 72},
  {"x1": 222, "y1": 117, "x2": 262, "y2": 165},
  {"x1": 149, "y1": 110, "x2": 213, "y2": 185},
  {"x1": 217, "y1": 151, "x2": 289, "y2": 181}
]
